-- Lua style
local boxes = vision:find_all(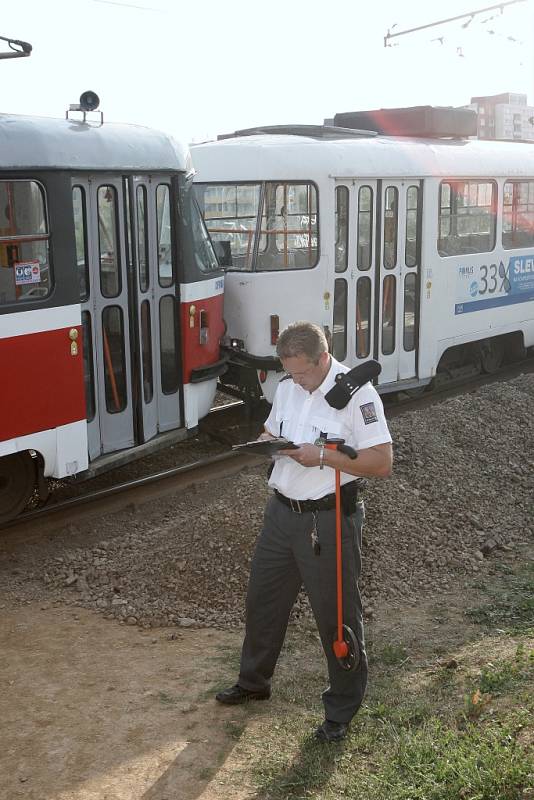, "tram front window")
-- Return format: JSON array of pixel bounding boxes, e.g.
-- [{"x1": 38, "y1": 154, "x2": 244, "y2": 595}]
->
[
  {"x1": 180, "y1": 178, "x2": 220, "y2": 276},
  {"x1": 195, "y1": 183, "x2": 260, "y2": 270},
  {"x1": 195, "y1": 181, "x2": 319, "y2": 271}
]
